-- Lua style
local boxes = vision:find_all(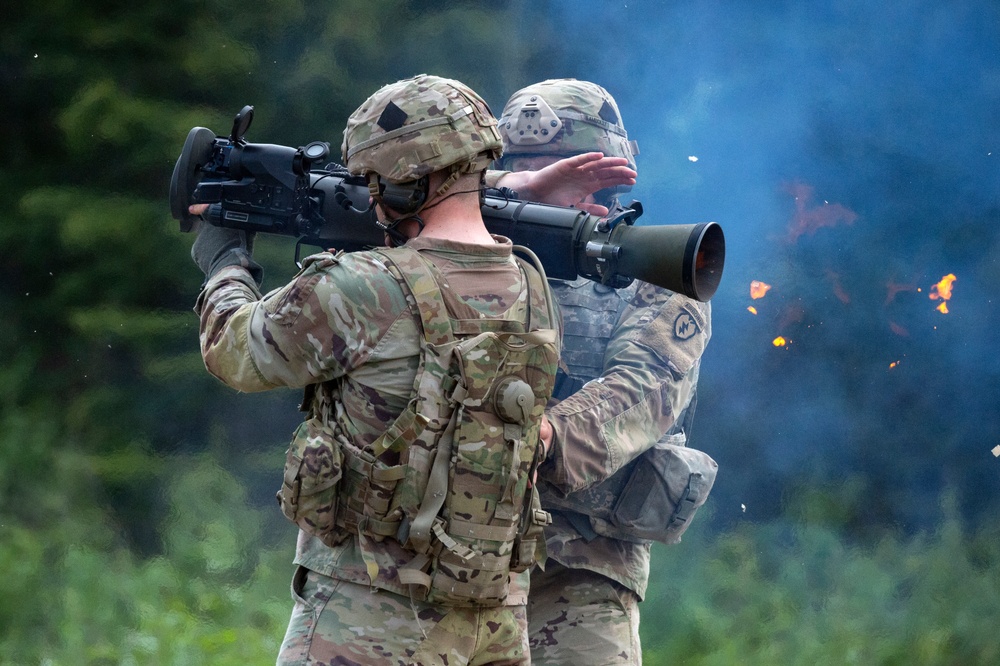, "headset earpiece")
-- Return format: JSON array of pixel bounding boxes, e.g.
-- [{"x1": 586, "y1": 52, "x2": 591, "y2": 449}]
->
[{"x1": 377, "y1": 176, "x2": 429, "y2": 215}]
